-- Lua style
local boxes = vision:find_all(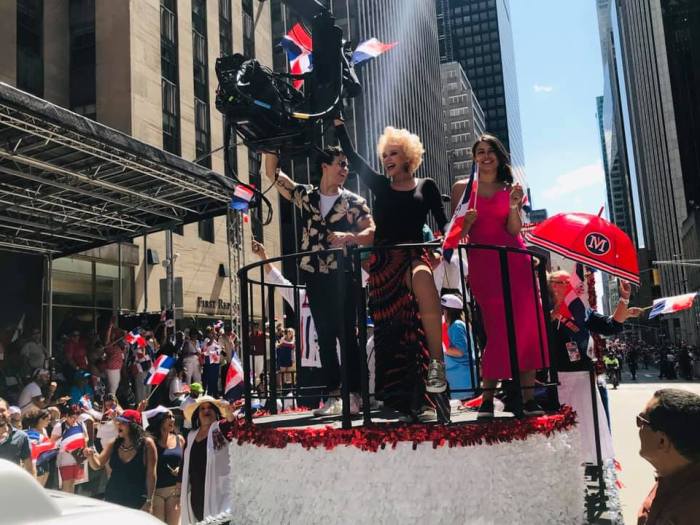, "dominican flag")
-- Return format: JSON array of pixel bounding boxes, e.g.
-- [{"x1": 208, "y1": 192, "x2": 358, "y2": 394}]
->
[
  {"x1": 125, "y1": 328, "x2": 146, "y2": 349},
  {"x1": 60, "y1": 425, "x2": 85, "y2": 453},
  {"x1": 27, "y1": 430, "x2": 57, "y2": 461},
  {"x1": 230, "y1": 183, "x2": 255, "y2": 211},
  {"x1": 649, "y1": 292, "x2": 697, "y2": 319},
  {"x1": 214, "y1": 320, "x2": 224, "y2": 331},
  {"x1": 351, "y1": 38, "x2": 397, "y2": 65},
  {"x1": 278, "y1": 23, "x2": 313, "y2": 90},
  {"x1": 442, "y1": 164, "x2": 478, "y2": 262},
  {"x1": 145, "y1": 355, "x2": 175, "y2": 386},
  {"x1": 224, "y1": 355, "x2": 244, "y2": 401}
]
